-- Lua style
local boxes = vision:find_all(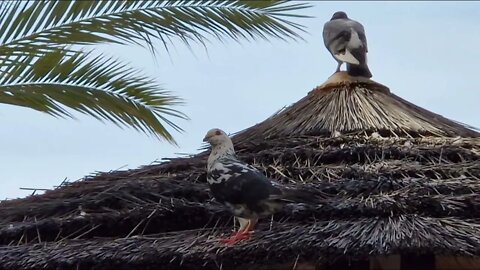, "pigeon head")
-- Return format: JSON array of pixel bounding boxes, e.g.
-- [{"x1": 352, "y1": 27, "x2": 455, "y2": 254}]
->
[
  {"x1": 331, "y1": 11, "x2": 348, "y2": 20},
  {"x1": 203, "y1": 128, "x2": 230, "y2": 147}
]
